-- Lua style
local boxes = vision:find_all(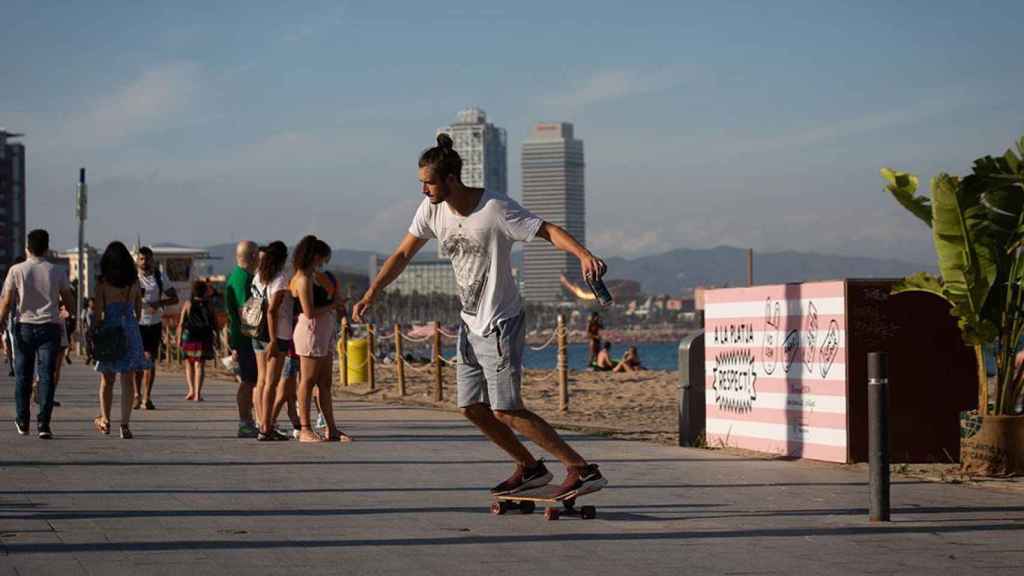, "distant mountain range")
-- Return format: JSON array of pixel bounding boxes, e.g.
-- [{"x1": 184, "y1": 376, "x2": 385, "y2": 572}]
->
[{"x1": 201, "y1": 243, "x2": 934, "y2": 296}]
